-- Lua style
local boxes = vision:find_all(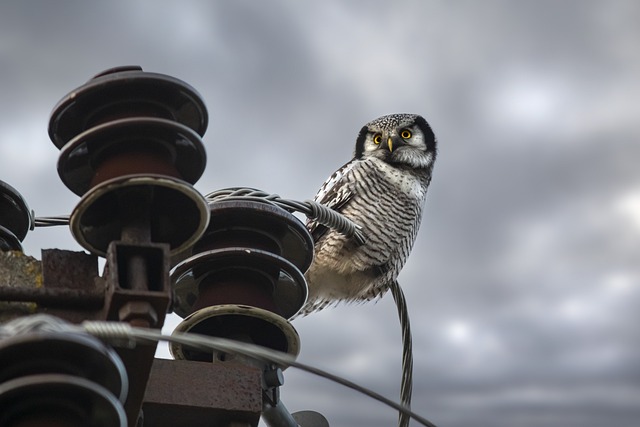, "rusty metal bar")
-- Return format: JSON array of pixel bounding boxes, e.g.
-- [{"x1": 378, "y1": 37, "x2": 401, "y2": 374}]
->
[
  {"x1": 143, "y1": 358, "x2": 262, "y2": 427},
  {"x1": 104, "y1": 240, "x2": 172, "y2": 427},
  {"x1": 0, "y1": 286, "x2": 104, "y2": 309}
]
